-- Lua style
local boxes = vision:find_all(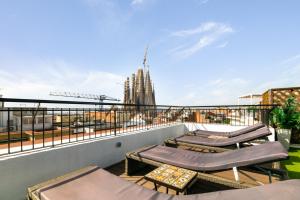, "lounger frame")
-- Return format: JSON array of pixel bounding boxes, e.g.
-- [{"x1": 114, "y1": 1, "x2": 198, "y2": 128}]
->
[
  {"x1": 164, "y1": 135, "x2": 269, "y2": 153},
  {"x1": 125, "y1": 146, "x2": 288, "y2": 189}
]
